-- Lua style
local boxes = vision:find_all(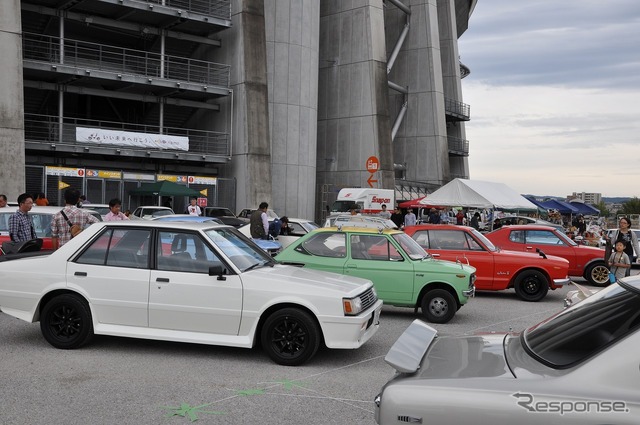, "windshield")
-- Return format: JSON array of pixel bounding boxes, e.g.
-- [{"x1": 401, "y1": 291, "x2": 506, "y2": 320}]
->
[
  {"x1": 301, "y1": 221, "x2": 320, "y2": 232},
  {"x1": 205, "y1": 228, "x2": 273, "y2": 271},
  {"x1": 555, "y1": 229, "x2": 578, "y2": 246},
  {"x1": 471, "y1": 228, "x2": 497, "y2": 252},
  {"x1": 391, "y1": 232, "x2": 430, "y2": 260},
  {"x1": 331, "y1": 200, "x2": 361, "y2": 213},
  {"x1": 522, "y1": 282, "x2": 640, "y2": 368}
]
